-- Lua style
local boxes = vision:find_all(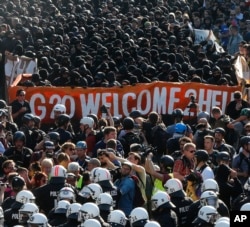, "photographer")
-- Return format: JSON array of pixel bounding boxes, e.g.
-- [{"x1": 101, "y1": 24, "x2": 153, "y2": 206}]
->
[
  {"x1": 107, "y1": 150, "x2": 147, "y2": 203},
  {"x1": 31, "y1": 141, "x2": 56, "y2": 164}
]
